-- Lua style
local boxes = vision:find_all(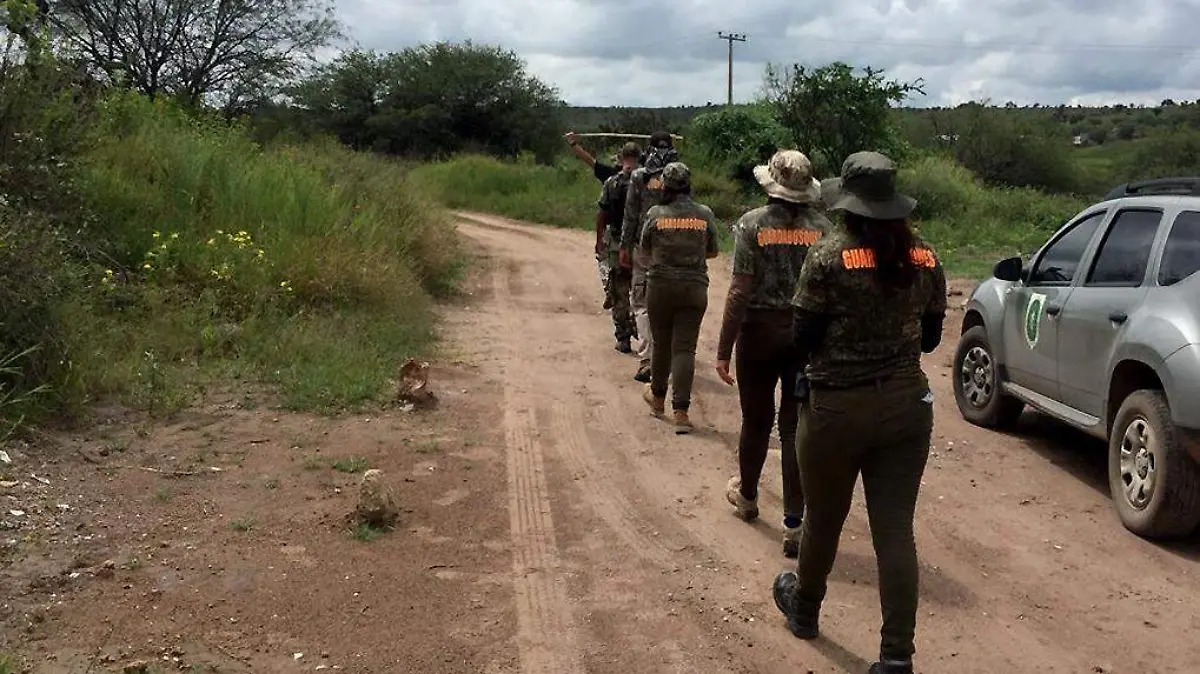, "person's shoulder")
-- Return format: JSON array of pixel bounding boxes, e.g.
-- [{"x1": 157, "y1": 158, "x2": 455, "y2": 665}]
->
[
  {"x1": 692, "y1": 201, "x2": 717, "y2": 222},
  {"x1": 805, "y1": 227, "x2": 853, "y2": 267},
  {"x1": 910, "y1": 233, "x2": 943, "y2": 269},
  {"x1": 734, "y1": 205, "x2": 769, "y2": 235},
  {"x1": 802, "y1": 208, "x2": 834, "y2": 231}
]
